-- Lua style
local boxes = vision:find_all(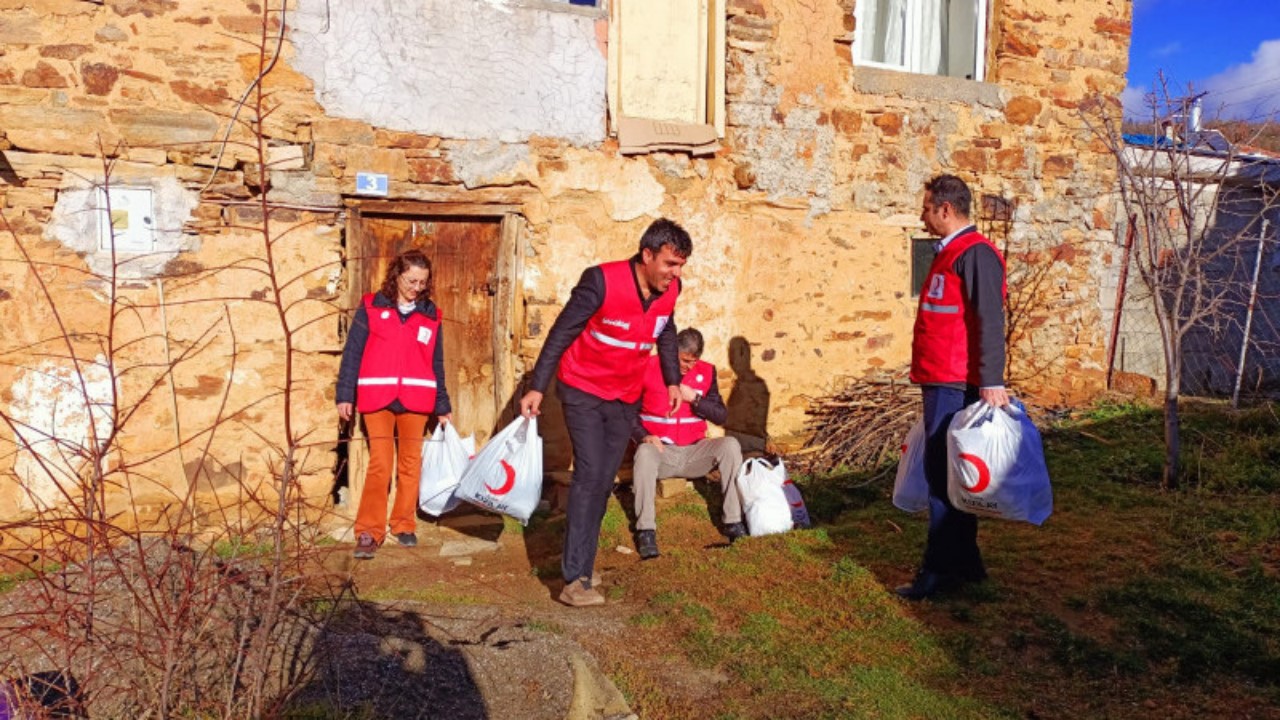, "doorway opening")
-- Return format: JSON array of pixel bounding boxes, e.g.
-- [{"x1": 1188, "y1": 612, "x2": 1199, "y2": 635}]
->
[{"x1": 335, "y1": 201, "x2": 524, "y2": 509}]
